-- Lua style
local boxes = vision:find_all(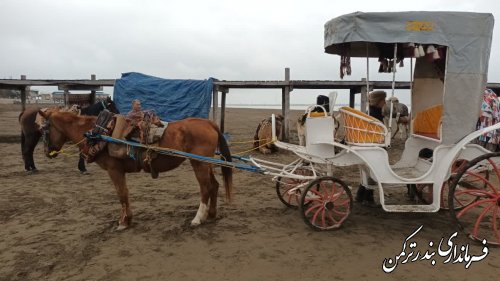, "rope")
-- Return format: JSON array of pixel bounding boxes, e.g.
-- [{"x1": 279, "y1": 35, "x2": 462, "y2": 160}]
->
[
  {"x1": 232, "y1": 139, "x2": 276, "y2": 156},
  {"x1": 49, "y1": 138, "x2": 86, "y2": 157},
  {"x1": 228, "y1": 139, "x2": 259, "y2": 145}
]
